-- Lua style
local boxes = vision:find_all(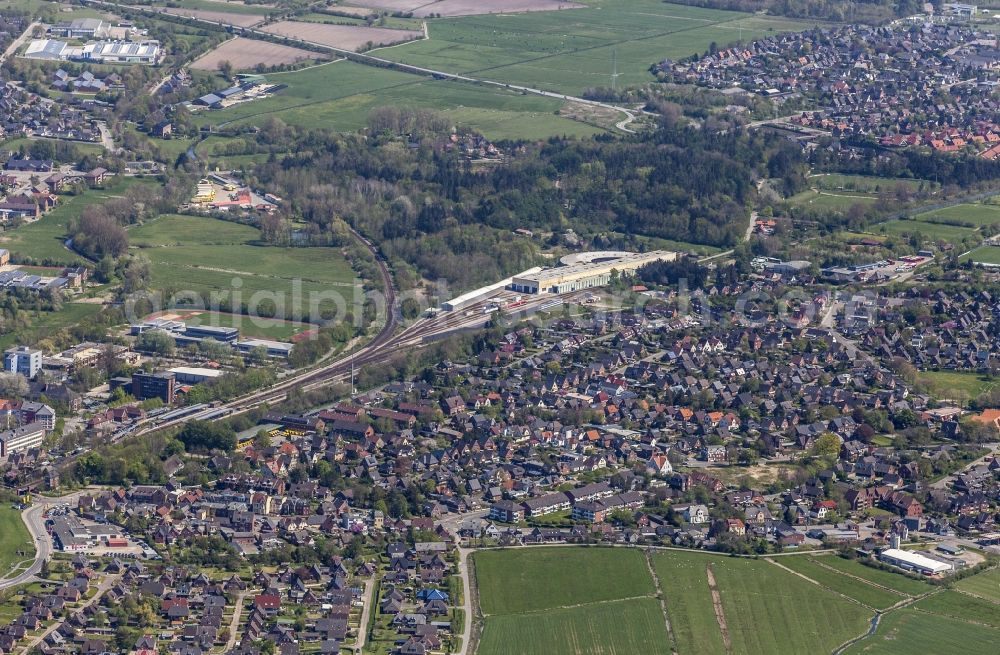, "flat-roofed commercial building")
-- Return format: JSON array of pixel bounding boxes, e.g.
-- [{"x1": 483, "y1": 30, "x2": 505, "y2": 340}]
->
[
  {"x1": 510, "y1": 251, "x2": 677, "y2": 294},
  {"x1": 168, "y1": 366, "x2": 224, "y2": 384},
  {"x1": 0, "y1": 421, "x2": 47, "y2": 459},
  {"x1": 879, "y1": 548, "x2": 952, "y2": 576}
]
